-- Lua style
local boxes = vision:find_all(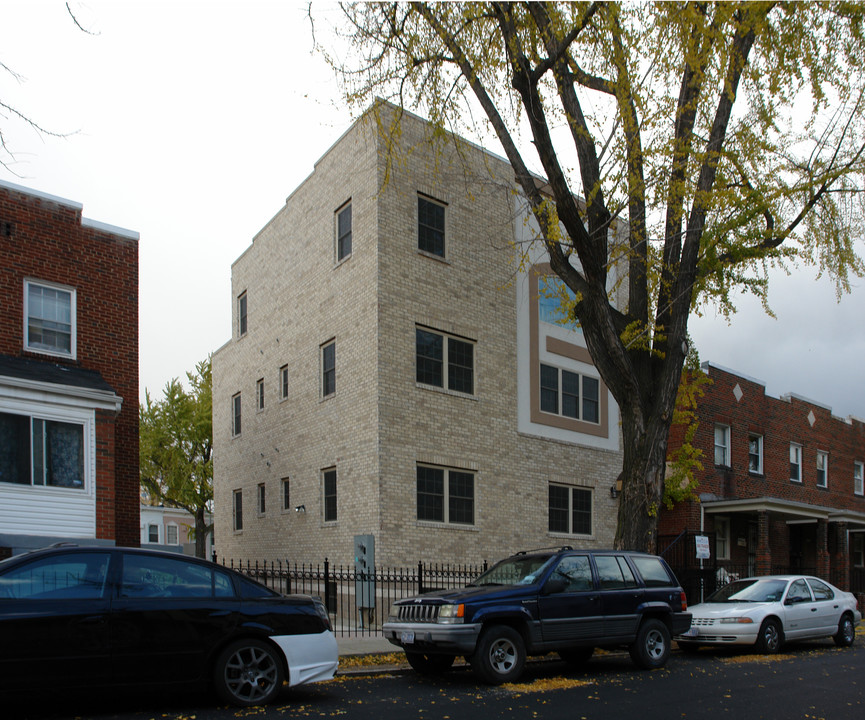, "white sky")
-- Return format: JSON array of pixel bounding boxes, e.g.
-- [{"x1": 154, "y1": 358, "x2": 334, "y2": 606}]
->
[{"x1": 2, "y1": 1, "x2": 863, "y2": 420}]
